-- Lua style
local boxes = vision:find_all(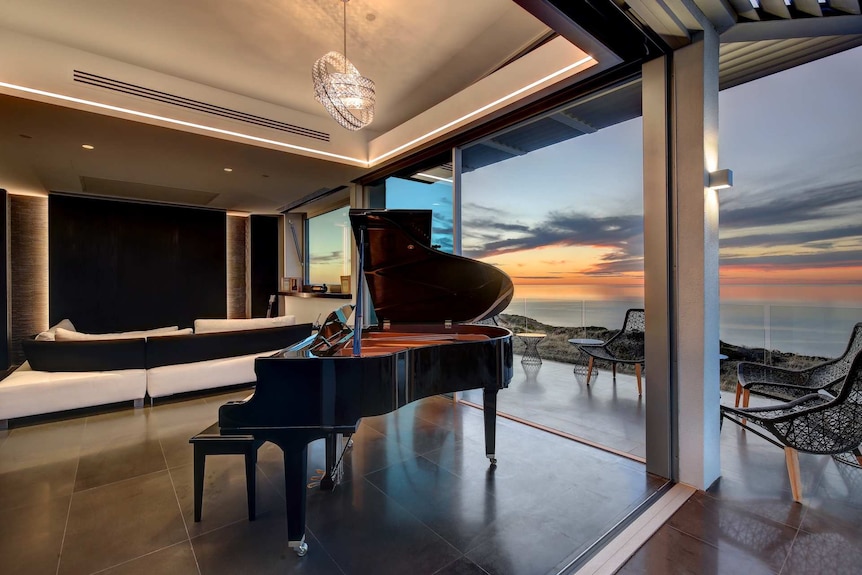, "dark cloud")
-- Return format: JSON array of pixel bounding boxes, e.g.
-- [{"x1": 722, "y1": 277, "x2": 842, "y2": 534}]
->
[
  {"x1": 721, "y1": 180, "x2": 862, "y2": 230},
  {"x1": 510, "y1": 275, "x2": 560, "y2": 280},
  {"x1": 310, "y1": 250, "x2": 343, "y2": 264},
  {"x1": 458, "y1": 177, "x2": 862, "y2": 276},
  {"x1": 720, "y1": 249, "x2": 862, "y2": 269},
  {"x1": 720, "y1": 224, "x2": 862, "y2": 249},
  {"x1": 463, "y1": 210, "x2": 643, "y2": 259}
]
